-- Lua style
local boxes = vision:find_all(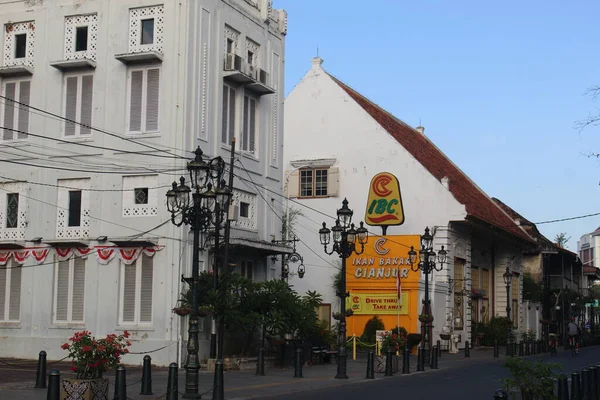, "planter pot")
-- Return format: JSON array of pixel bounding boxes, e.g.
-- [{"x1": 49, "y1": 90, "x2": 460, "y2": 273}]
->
[
  {"x1": 440, "y1": 334, "x2": 451, "y2": 341},
  {"x1": 375, "y1": 355, "x2": 386, "y2": 373},
  {"x1": 61, "y1": 377, "x2": 109, "y2": 400},
  {"x1": 419, "y1": 316, "x2": 434, "y2": 323},
  {"x1": 173, "y1": 307, "x2": 192, "y2": 316}
]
